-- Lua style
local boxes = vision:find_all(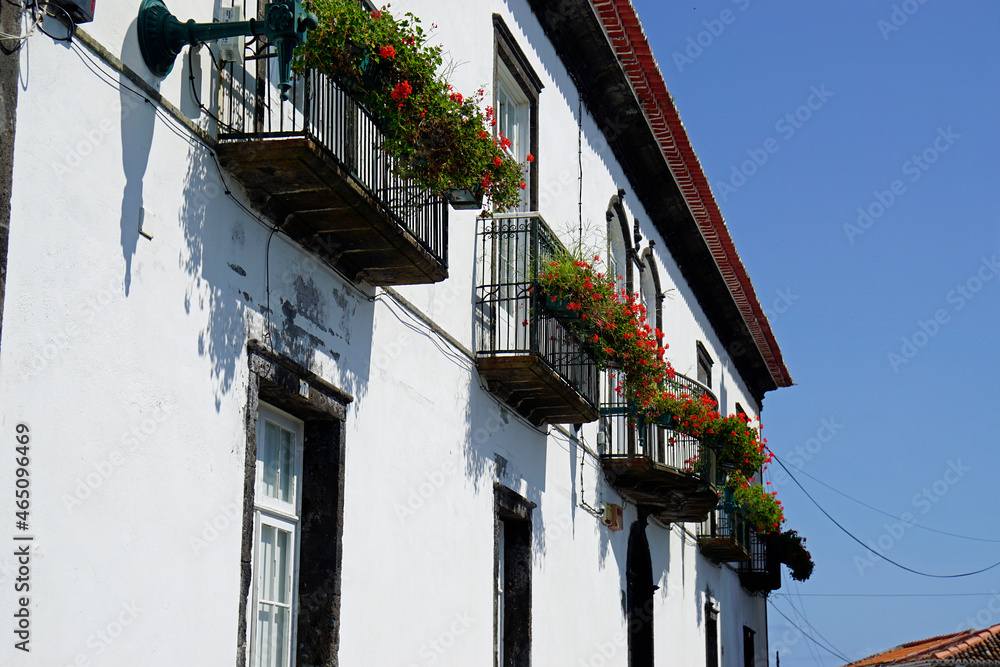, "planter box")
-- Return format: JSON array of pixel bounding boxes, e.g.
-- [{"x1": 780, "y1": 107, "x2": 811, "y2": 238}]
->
[{"x1": 443, "y1": 187, "x2": 484, "y2": 211}]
